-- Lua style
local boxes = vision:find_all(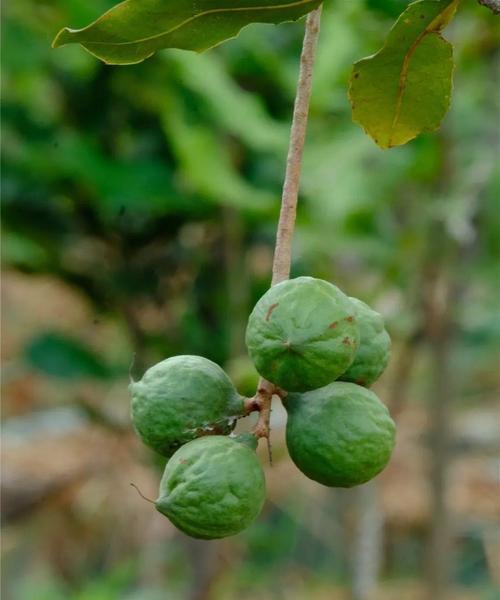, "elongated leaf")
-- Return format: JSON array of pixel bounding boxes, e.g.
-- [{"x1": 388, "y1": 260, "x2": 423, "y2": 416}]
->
[
  {"x1": 26, "y1": 333, "x2": 110, "y2": 379},
  {"x1": 52, "y1": 0, "x2": 321, "y2": 65},
  {"x1": 349, "y1": 0, "x2": 459, "y2": 148},
  {"x1": 161, "y1": 94, "x2": 275, "y2": 211}
]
